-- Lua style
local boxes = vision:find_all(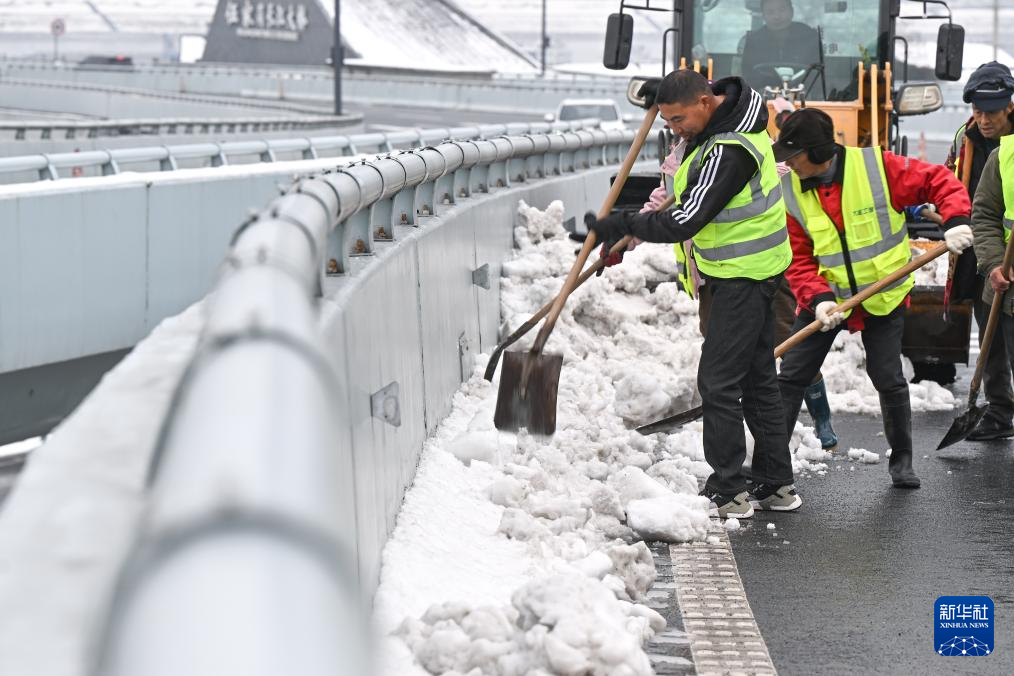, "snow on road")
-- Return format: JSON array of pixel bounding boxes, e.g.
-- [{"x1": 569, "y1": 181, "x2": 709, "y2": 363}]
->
[{"x1": 374, "y1": 200, "x2": 847, "y2": 675}]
